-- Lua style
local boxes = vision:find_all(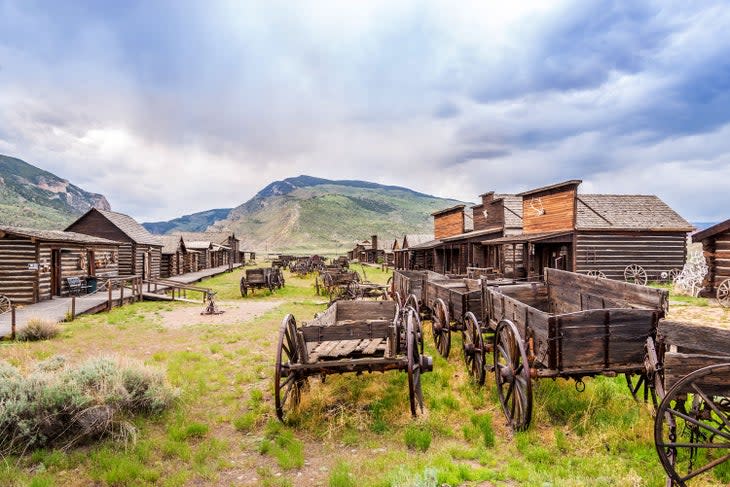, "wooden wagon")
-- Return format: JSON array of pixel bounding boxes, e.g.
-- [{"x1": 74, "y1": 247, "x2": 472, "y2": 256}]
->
[
  {"x1": 240, "y1": 268, "x2": 275, "y2": 296},
  {"x1": 648, "y1": 321, "x2": 730, "y2": 486},
  {"x1": 275, "y1": 301, "x2": 432, "y2": 421},
  {"x1": 483, "y1": 268, "x2": 669, "y2": 431},
  {"x1": 316, "y1": 269, "x2": 360, "y2": 301}
]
